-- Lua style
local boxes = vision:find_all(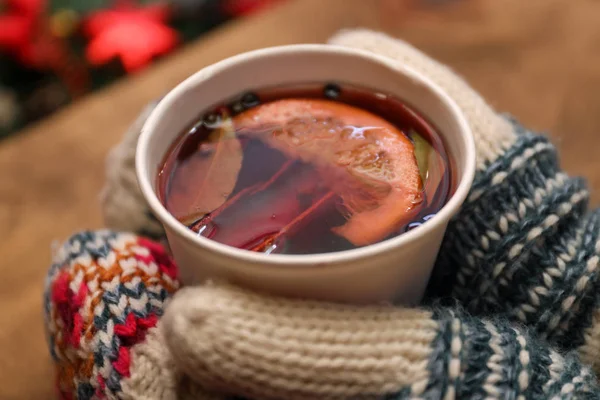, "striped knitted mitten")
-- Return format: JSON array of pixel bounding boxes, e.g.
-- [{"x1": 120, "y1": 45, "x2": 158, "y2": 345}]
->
[
  {"x1": 332, "y1": 30, "x2": 600, "y2": 366},
  {"x1": 44, "y1": 30, "x2": 600, "y2": 399}
]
